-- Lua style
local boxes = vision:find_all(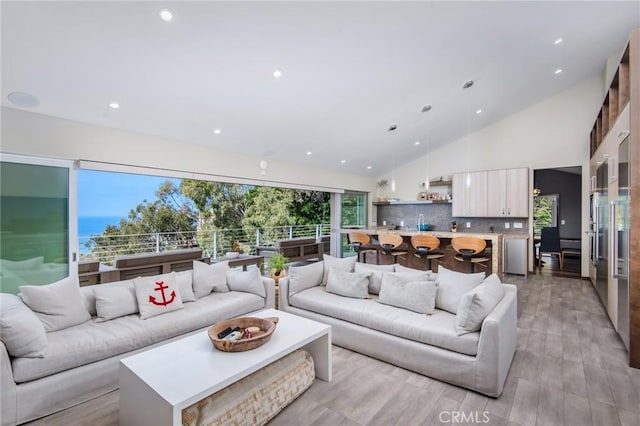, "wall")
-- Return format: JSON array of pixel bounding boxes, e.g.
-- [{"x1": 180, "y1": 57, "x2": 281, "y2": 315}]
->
[
  {"x1": 534, "y1": 169, "x2": 582, "y2": 239},
  {"x1": 0, "y1": 107, "x2": 376, "y2": 195},
  {"x1": 379, "y1": 76, "x2": 605, "y2": 276}
]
